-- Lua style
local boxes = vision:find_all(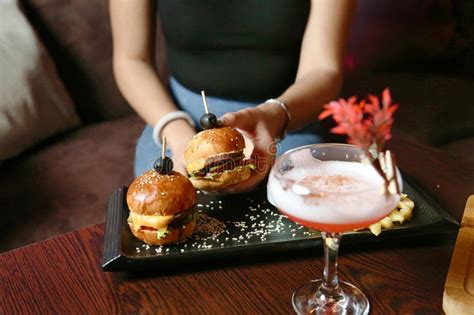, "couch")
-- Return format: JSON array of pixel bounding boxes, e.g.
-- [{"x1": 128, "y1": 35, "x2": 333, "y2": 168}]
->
[{"x1": 0, "y1": 0, "x2": 472, "y2": 253}]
